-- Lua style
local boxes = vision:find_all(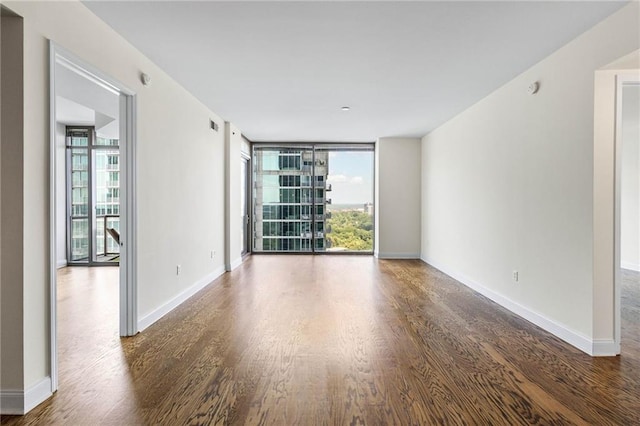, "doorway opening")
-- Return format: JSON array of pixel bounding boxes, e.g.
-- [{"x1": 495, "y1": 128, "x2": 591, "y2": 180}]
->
[
  {"x1": 252, "y1": 144, "x2": 374, "y2": 254},
  {"x1": 49, "y1": 43, "x2": 137, "y2": 393},
  {"x1": 616, "y1": 76, "x2": 640, "y2": 355}
]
